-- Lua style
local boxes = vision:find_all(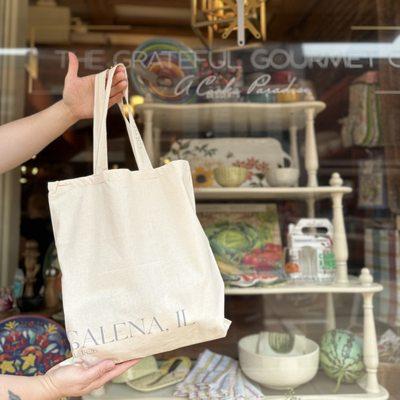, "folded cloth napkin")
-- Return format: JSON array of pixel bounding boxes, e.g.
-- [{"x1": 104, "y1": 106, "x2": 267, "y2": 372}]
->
[{"x1": 174, "y1": 349, "x2": 263, "y2": 399}]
